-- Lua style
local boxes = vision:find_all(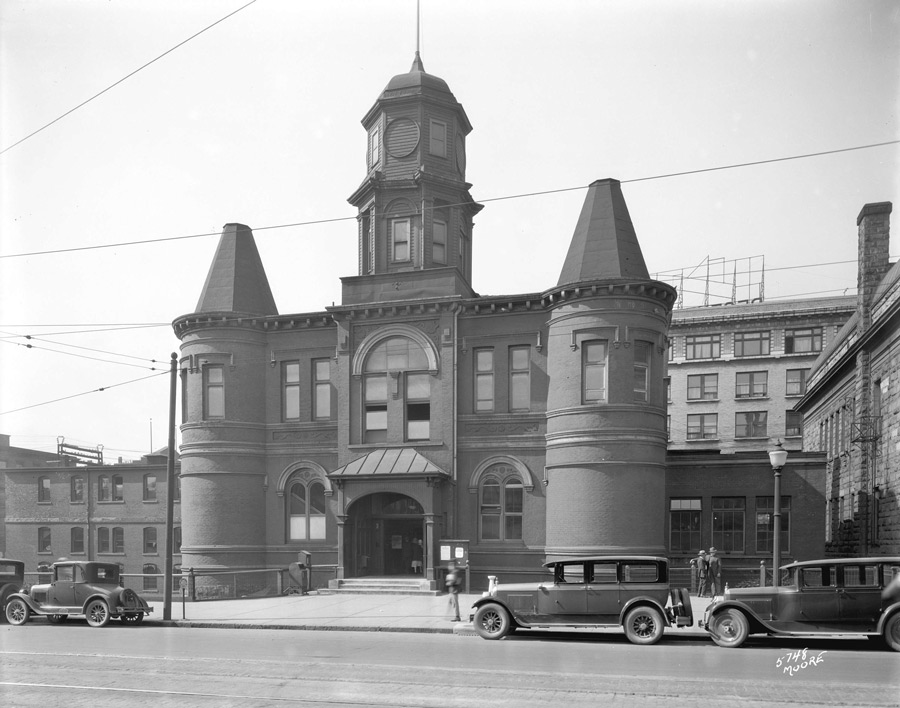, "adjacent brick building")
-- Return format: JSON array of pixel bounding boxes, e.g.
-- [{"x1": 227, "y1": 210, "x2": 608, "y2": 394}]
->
[
  {"x1": 2, "y1": 451, "x2": 181, "y2": 588},
  {"x1": 796, "y1": 202, "x2": 899, "y2": 556}
]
